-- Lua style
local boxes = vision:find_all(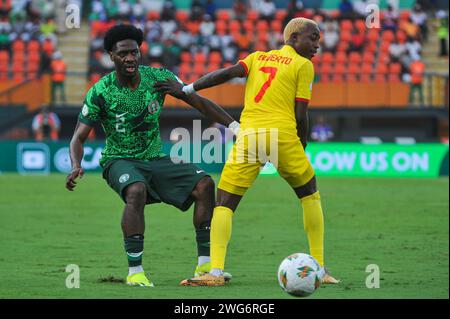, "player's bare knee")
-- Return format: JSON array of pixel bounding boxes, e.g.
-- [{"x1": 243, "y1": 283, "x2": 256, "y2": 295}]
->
[
  {"x1": 192, "y1": 176, "x2": 215, "y2": 199},
  {"x1": 124, "y1": 182, "x2": 147, "y2": 207}
]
